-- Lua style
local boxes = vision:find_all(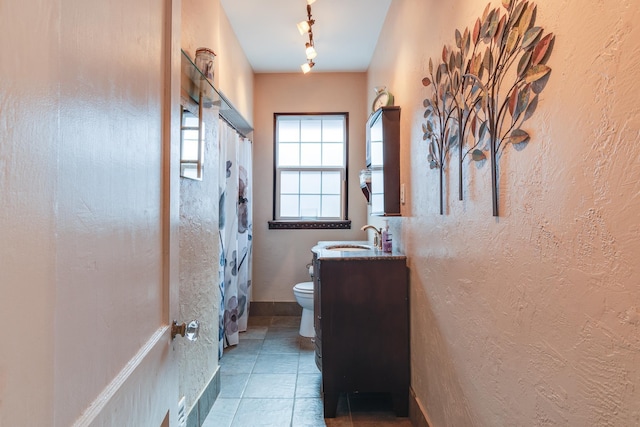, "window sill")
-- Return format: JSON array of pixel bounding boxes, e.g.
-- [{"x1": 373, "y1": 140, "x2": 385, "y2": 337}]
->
[{"x1": 268, "y1": 220, "x2": 351, "y2": 230}]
